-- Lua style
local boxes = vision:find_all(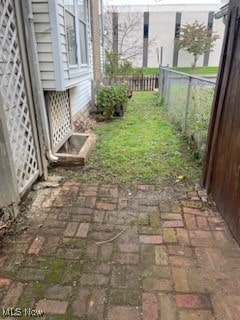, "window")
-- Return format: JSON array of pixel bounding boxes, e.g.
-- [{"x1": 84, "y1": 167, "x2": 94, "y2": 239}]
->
[
  {"x1": 144, "y1": 23, "x2": 148, "y2": 38},
  {"x1": 64, "y1": 0, "x2": 88, "y2": 68},
  {"x1": 78, "y1": 0, "x2": 88, "y2": 64},
  {"x1": 208, "y1": 22, "x2": 213, "y2": 30},
  {"x1": 65, "y1": 1, "x2": 77, "y2": 65},
  {"x1": 143, "y1": 12, "x2": 149, "y2": 39},
  {"x1": 175, "y1": 23, "x2": 180, "y2": 38}
]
